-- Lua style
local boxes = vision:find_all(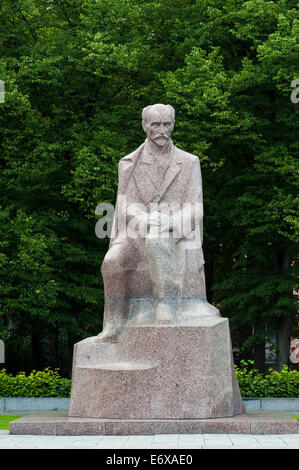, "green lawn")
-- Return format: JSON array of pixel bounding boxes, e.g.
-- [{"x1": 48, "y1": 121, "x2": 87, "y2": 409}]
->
[
  {"x1": 0, "y1": 415, "x2": 24, "y2": 430},
  {"x1": 291, "y1": 414, "x2": 299, "y2": 421}
]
